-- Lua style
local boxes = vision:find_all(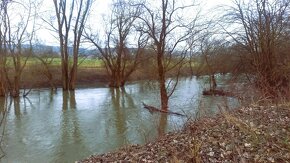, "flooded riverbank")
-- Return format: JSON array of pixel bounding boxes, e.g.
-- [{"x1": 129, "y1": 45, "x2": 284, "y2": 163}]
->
[{"x1": 0, "y1": 76, "x2": 239, "y2": 162}]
